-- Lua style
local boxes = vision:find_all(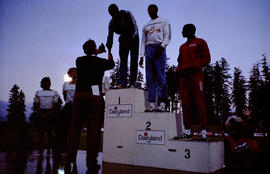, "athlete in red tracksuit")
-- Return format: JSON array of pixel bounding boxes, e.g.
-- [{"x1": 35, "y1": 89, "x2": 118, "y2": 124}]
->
[{"x1": 176, "y1": 24, "x2": 210, "y2": 139}]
